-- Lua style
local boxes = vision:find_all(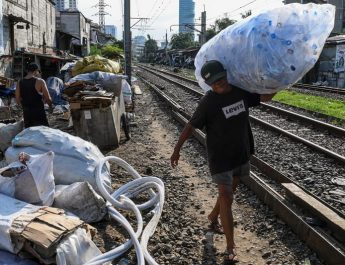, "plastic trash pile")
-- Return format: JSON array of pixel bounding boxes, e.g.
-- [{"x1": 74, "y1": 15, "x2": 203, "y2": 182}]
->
[
  {"x1": 195, "y1": 3, "x2": 336, "y2": 94},
  {"x1": 0, "y1": 124, "x2": 165, "y2": 265}
]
